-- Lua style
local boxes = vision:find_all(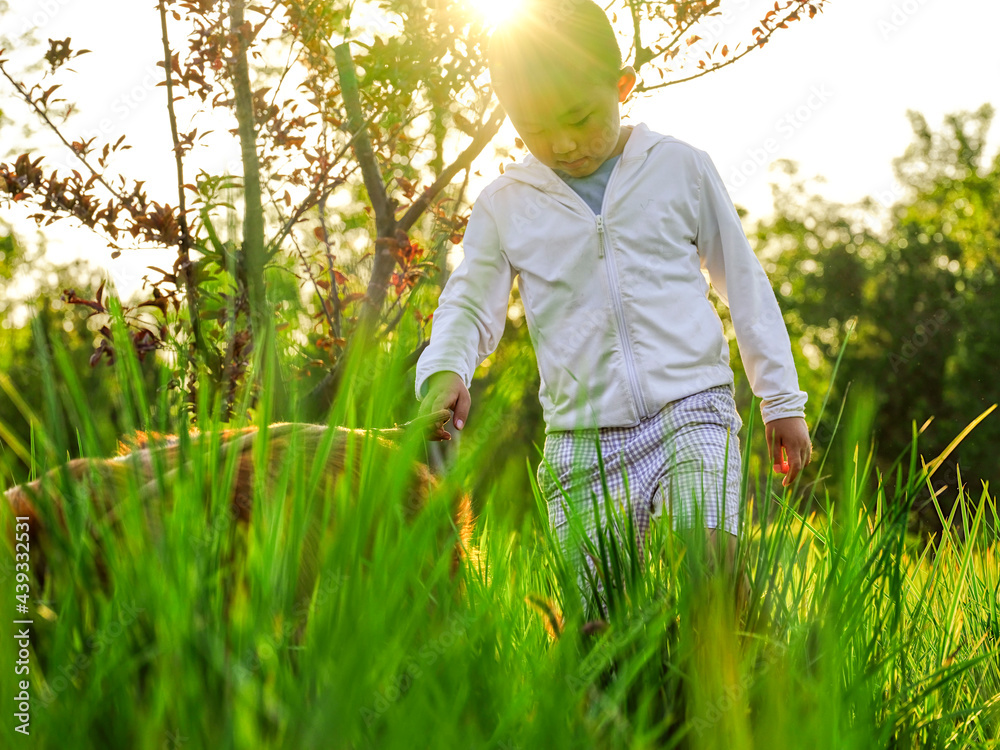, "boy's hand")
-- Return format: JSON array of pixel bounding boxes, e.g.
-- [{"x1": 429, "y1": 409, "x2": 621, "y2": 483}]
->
[
  {"x1": 764, "y1": 416, "x2": 812, "y2": 487},
  {"x1": 417, "y1": 371, "x2": 471, "y2": 441}
]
